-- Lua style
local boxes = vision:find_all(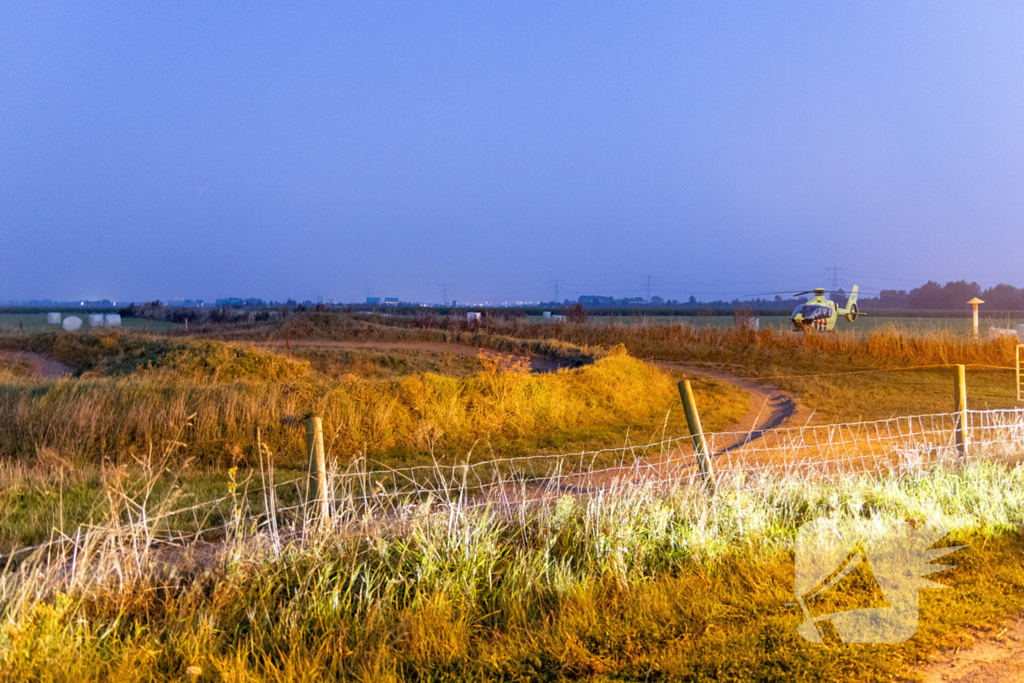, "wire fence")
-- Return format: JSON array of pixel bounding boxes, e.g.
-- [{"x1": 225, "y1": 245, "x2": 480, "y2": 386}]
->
[{"x1": 6, "y1": 408, "x2": 1024, "y2": 566}]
